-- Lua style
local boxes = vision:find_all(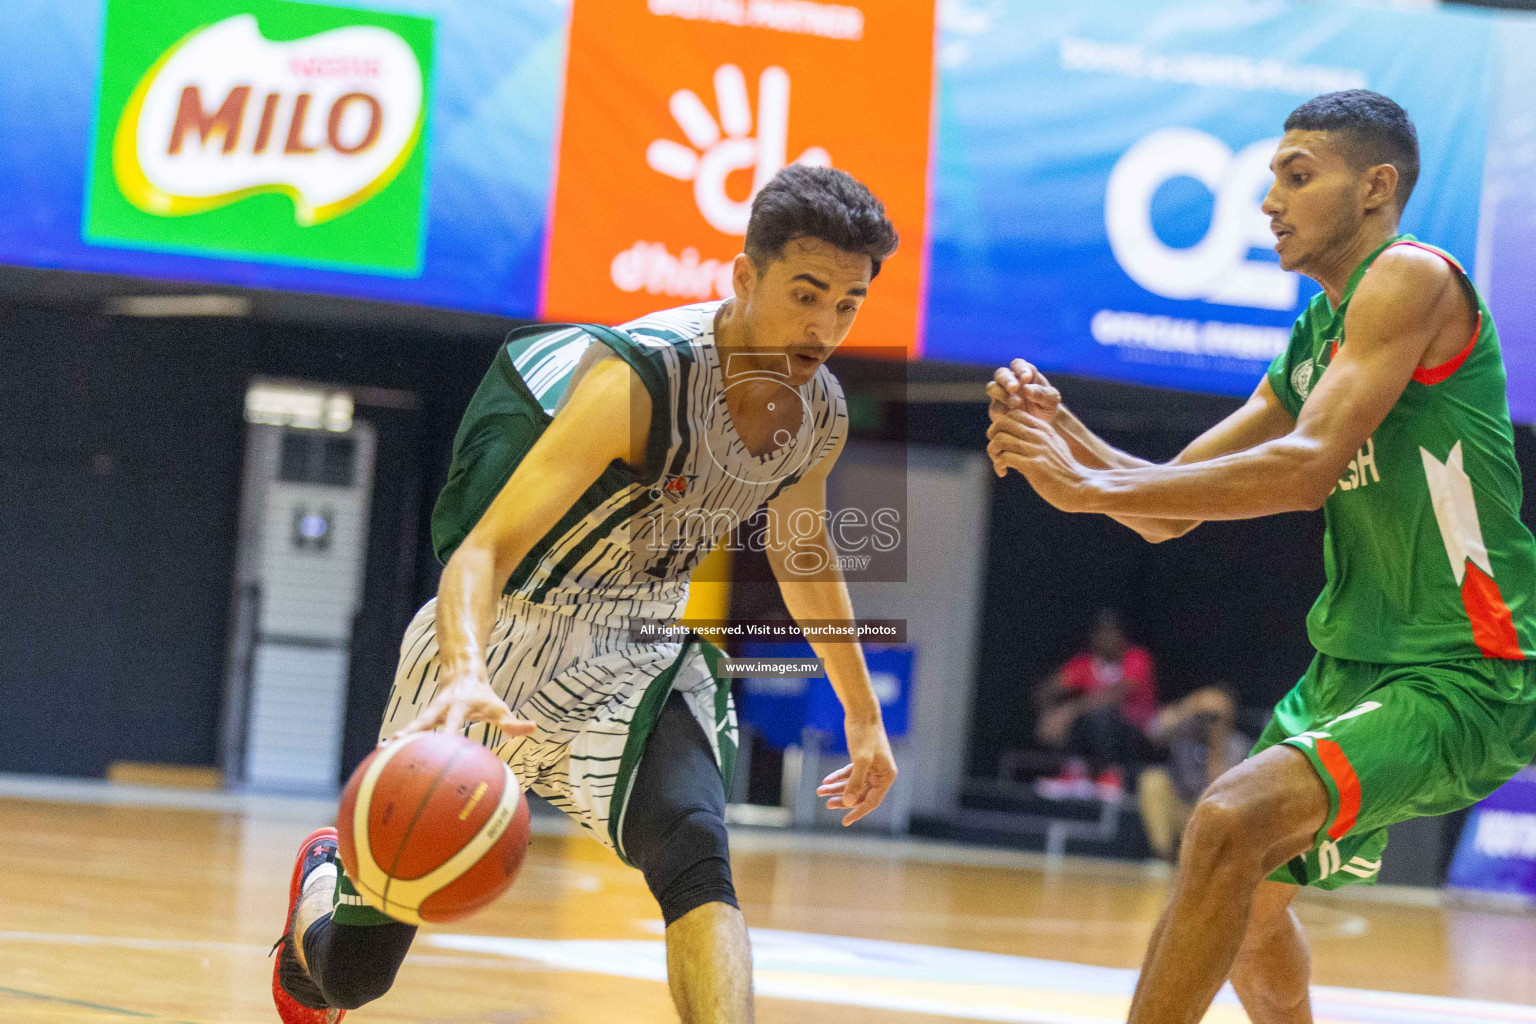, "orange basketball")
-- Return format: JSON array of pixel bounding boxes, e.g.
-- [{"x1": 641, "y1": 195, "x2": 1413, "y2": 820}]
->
[{"x1": 337, "y1": 731, "x2": 530, "y2": 925}]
